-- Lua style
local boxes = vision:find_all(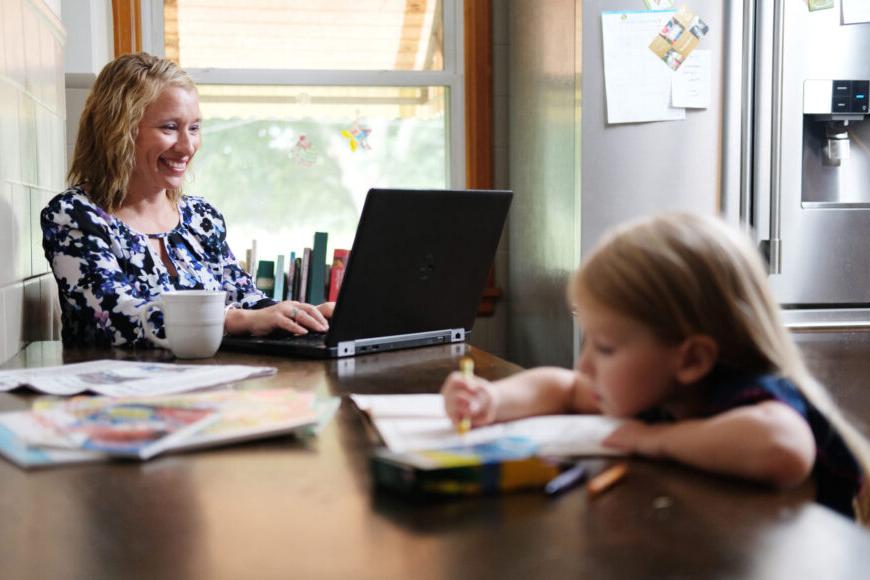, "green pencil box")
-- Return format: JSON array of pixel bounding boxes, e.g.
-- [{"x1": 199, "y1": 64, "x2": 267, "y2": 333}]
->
[{"x1": 370, "y1": 436, "x2": 560, "y2": 496}]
